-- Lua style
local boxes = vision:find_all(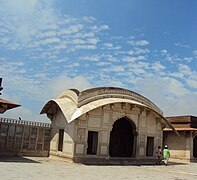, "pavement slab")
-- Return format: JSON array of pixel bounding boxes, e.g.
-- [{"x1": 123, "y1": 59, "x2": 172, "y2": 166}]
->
[{"x1": 0, "y1": 157, "x2": 197, "y2": 180}]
